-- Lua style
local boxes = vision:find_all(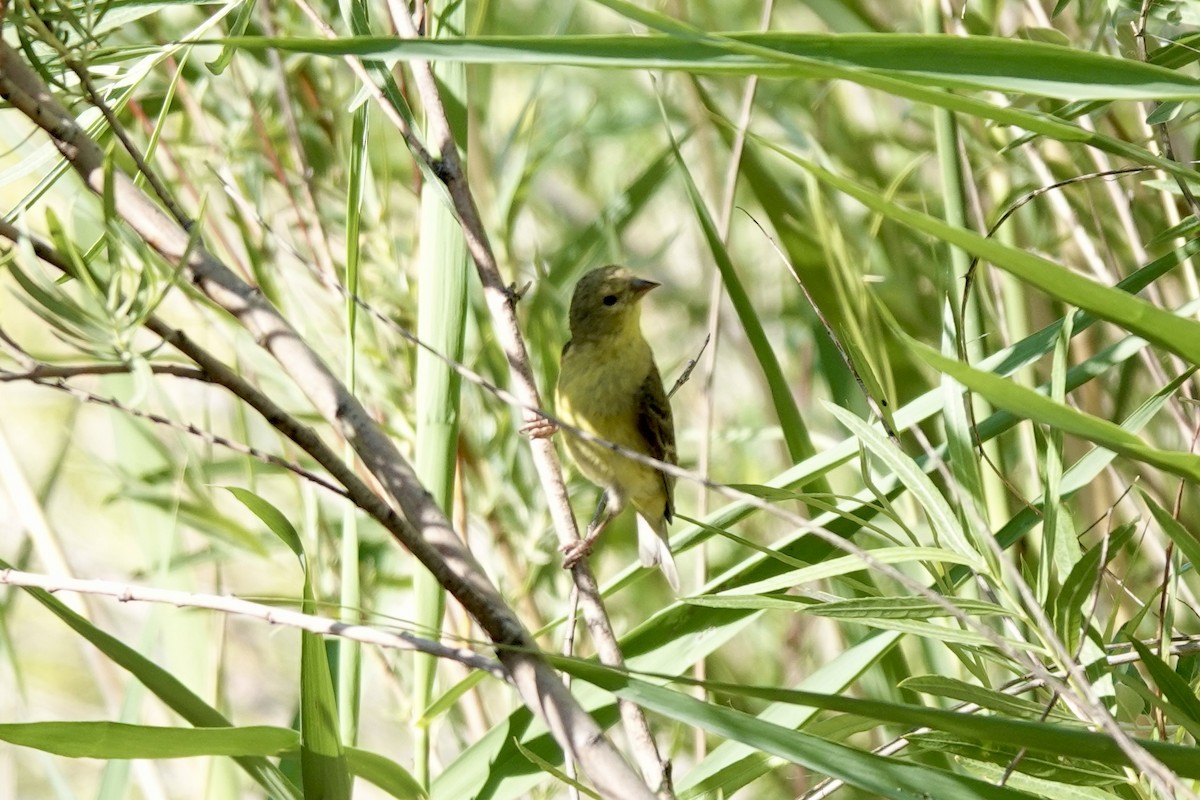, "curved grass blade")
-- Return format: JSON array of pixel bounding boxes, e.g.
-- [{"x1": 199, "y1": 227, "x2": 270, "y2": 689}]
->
[{"x1": 913, "y1": 343, "x2": 1200, "y2": 482}]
